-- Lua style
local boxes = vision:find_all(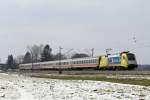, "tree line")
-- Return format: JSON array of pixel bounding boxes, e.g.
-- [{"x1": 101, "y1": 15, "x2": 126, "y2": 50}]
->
[{"x1": 4, "y1": 44, "x2": 89, "y2": 70}]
